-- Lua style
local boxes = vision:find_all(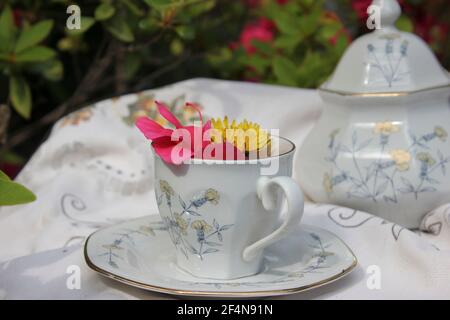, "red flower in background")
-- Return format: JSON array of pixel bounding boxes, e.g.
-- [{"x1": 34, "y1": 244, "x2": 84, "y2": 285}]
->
[
  {"x1": 245, "y1": 0, "x2": 261, "y2": 7},
  {"x1": 0, "y1": 163, "x2": 22, "y2": 179},
  {"x1": 12, "y1": 9, "x2": 23, "y2": 27},
  {"x1": 412, "y1": 12, "x2": 449, "y2": 45},
  {"x1": 415, "y1": 14, "x2": 436, "y2": 43},
  {"x1": 238, "y1": 17, "x2": 275, "y2": 54},
  {"x1": 351, "y1": 0, "x2": 372, "y2": 20}
]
